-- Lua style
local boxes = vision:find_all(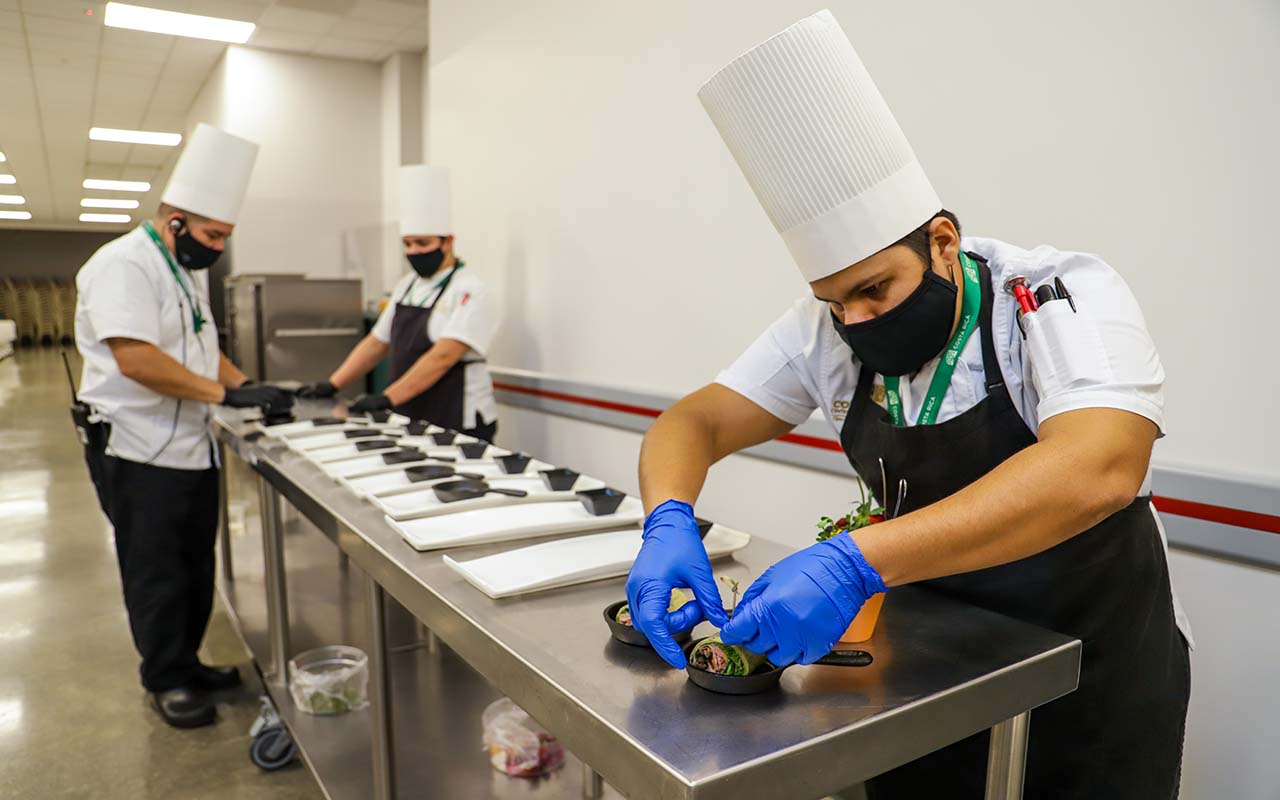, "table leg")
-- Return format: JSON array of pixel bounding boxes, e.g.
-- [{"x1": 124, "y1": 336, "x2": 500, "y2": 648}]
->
[
  {"x1": 257, "y1": 475, "x2": 290, "y2": 684},
  {"x1": 582, "y1": 763, "x2": 604, "y2": 799},
  {"x1": 366, "y1": 574, "x2": 397, "y2": 800},
  {"x1": 984, "y1": 711, "x2": 1030, "y2": 800},
  {"x1": 218, "y1": 442, "x2": 233, "y2": 584}
]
